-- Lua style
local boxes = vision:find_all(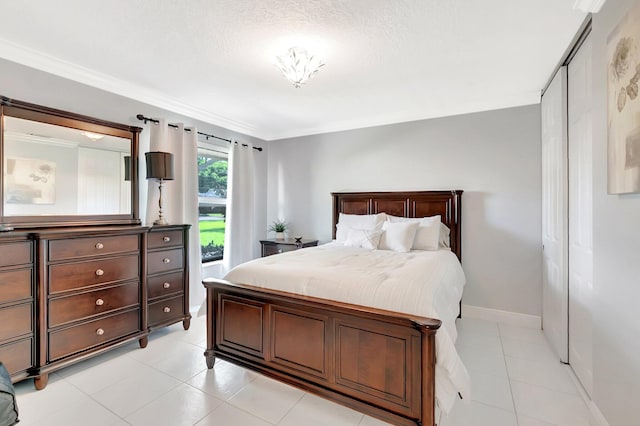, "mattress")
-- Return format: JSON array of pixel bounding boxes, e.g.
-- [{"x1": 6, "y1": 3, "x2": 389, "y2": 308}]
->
[{"x1": 225, "y1": 243, "x2": 470, "y2": 414}]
